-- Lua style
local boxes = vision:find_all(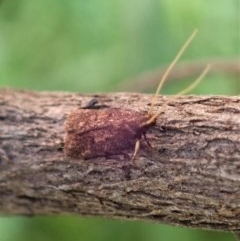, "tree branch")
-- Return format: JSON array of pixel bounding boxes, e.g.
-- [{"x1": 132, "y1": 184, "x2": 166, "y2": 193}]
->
[
  {"x1": 117, "y1": 58, "x2": 240, "y2": 92},
  {"x1": 0, "y1": 89, "x2": 239, "y2": 232}
]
